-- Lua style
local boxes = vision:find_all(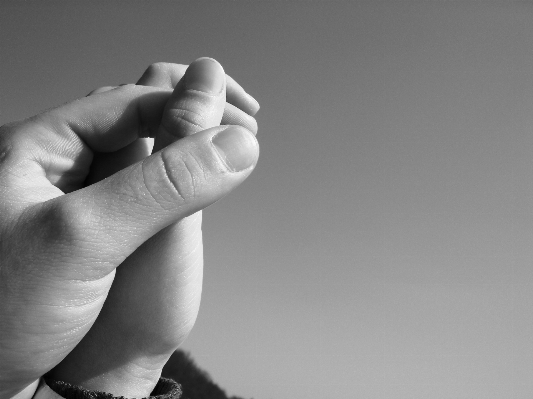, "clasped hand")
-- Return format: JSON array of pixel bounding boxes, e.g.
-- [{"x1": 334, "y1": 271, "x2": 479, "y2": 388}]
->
[{"x1": 0, "y1": 58, "x2": 259, "y2": 398}]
